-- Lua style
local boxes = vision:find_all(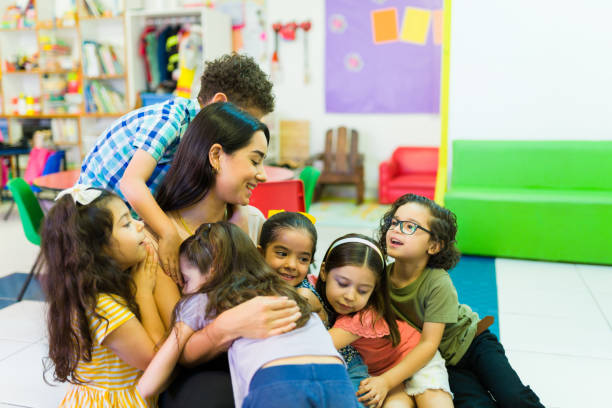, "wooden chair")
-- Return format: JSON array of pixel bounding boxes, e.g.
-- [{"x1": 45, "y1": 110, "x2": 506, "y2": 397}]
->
[{"x1": 312, "y1": 126, "x2": 364, "y2": 204}]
